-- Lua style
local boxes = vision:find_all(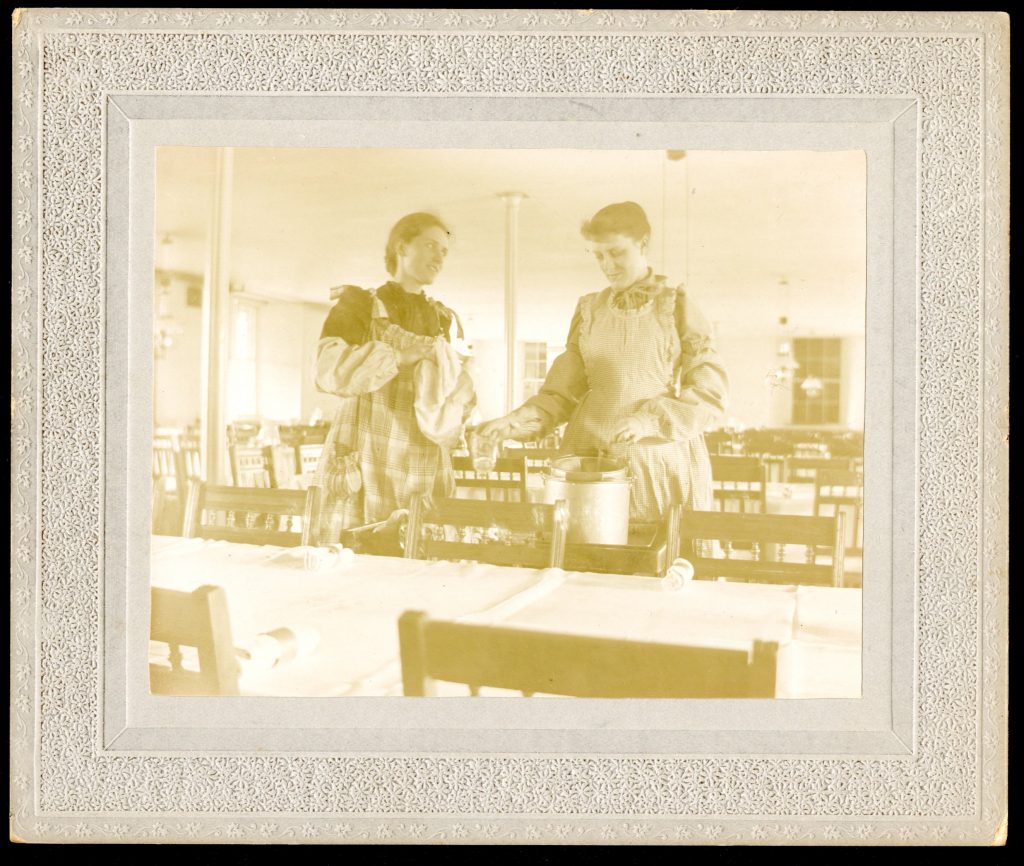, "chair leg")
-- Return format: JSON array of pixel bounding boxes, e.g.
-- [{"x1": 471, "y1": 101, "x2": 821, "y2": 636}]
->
[{"x1": 398, "y1": 610, "x2": 435, "y2": 696}]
